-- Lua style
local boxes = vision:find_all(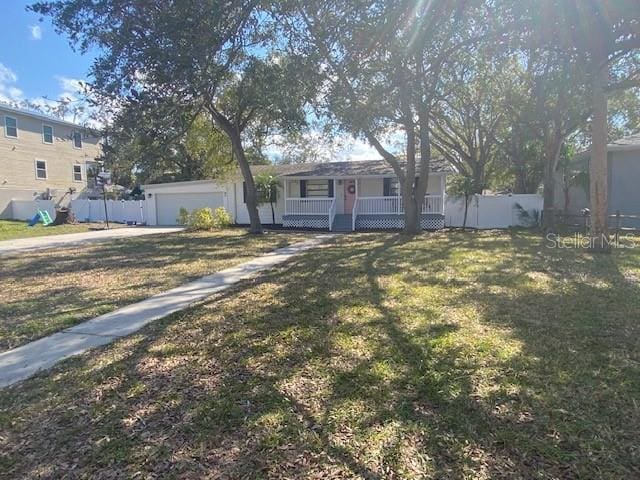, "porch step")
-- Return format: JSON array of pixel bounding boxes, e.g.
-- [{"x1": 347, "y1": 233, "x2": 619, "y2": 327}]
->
[{"x1": 332, "y1": 214, "x2": 353, "y2": 232}]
